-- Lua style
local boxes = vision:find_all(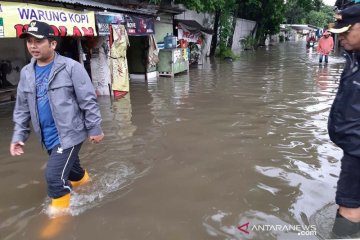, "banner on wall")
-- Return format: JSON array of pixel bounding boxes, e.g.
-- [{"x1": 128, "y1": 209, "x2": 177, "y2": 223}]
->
[
  {"x1": 178, "y1": 29, "x2": 203, "y2": 44},
  {"x1": 125, "y1": 14, "x2": 154, "y2": 36},
  {"x1": 0, "y1": 1, "x2": 97, "y2": 38},
  {"x1": 175, "y1": 20, "x2": 213, "y2": 44},
  {"x1": 95, "y1": 12, "x2": 124, "y2": 36}
]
